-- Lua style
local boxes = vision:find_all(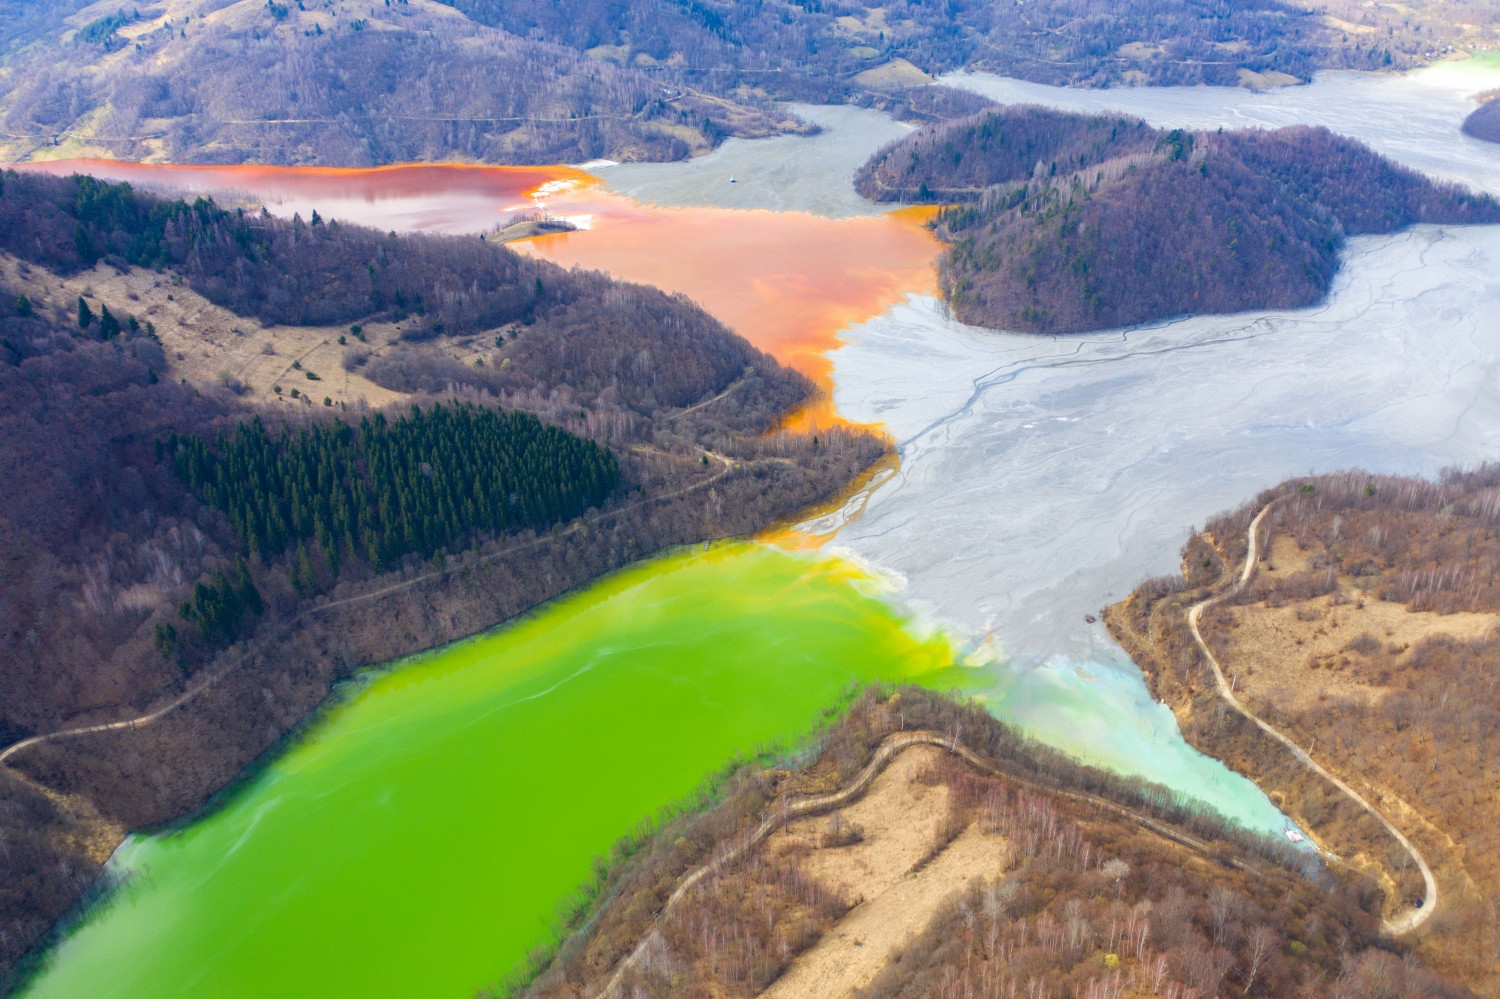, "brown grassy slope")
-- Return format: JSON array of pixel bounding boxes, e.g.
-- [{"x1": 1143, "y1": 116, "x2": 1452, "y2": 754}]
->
[
  {"x1": 6, "y1": 0, "x2": 1495, "y2": 169},
  {"x1": 4, "y1": 0, "x2": 1493, "y2": 172},
  {"x1": 0, "y1": 0, "x2": 801, "y2": 167},
  {"x1": 510, "y1": 686, "x2": 1471, "y2": 999},
  {"x1": 857, "y1": 108, "x2": 1500, "y2": 334},
  {"x1": 0, "y1": 192, "x2": 889, "y2": 985},
  {"x1": 1106, "y1": 470, "x2": 1500, "y2": 995}
]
